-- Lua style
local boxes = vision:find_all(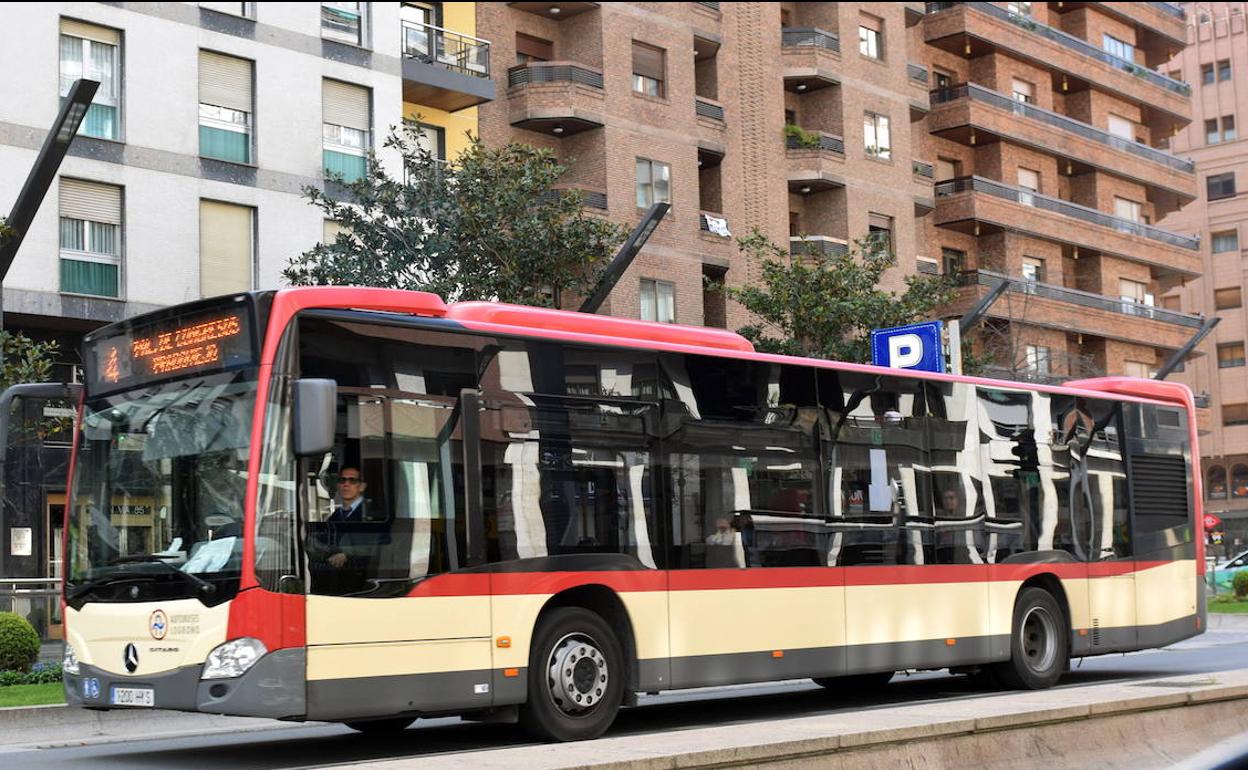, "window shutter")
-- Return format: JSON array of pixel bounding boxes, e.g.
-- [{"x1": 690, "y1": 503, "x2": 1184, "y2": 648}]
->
[
  {"x1": 868, "y1": 212, "x2": 893, "y2": 231},
  {"x1": 59, "y1": 178, "x2": 121, "y2": 224},
  {"x1": 323, "y1": 79, "x2": 371, "y2": 130},
  {"x1": 199, "y1": 50, "x2": 253, "y2": 113},
  {"x1": 60, "y1": 18, "x2": 119, "y2": 45},
  {"x1": 516, "y1": 33, "x2": 553, "y2": 61},
  {"x1": 200, "y1": 200, "x2": 253, "y2": 296},
  {"x1": 632, "y1": 42, "x2": 664, "y2": 80},
  {"x1": 859, "y1": 13, "x2": 882, "y2": 31}
]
